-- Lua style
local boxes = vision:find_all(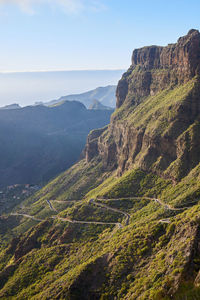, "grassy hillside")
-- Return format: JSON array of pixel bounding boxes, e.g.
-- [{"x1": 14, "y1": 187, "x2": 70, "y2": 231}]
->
[
  {"x1": 1, "y1": 31, "x2": 200, "y2": 299},
  {"x1": 1, "y1": 76, "x2": 200, "y2": 299},
  {"x1": 1, "y1": 161, "x2": 200, "y2": 299}
]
